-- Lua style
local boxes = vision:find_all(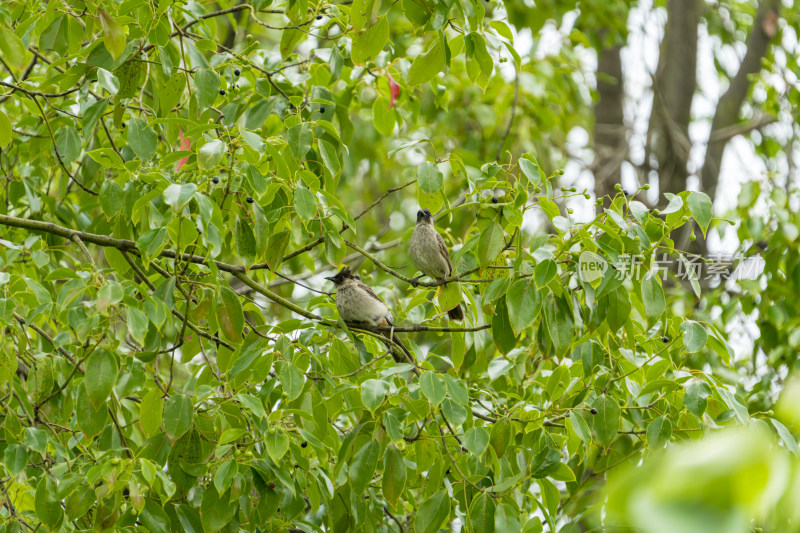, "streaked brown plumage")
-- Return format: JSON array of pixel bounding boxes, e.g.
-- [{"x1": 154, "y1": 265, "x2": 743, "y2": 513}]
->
[
  {"x1": 409, "y1": 209, "x2": 464, "y2": 321},
  {"x1": 325, "y1": 267, "x2": 410, "y2": 363}
]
